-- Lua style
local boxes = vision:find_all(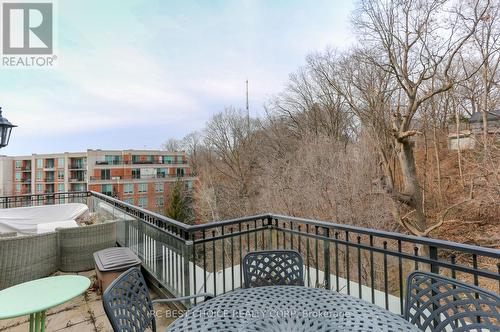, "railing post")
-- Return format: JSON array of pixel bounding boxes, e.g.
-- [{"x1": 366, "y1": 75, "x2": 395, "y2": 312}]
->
[
  {"x1": 155, "y1": 230, "x2": 163, "y2": 284},
  {"x1": 137, "y1": 216, "x2": 144, "y2": 258},
  {"x1": 124, "y1": 219, "x2": 130, "y2": 247},
  {"x1": 429, "y1": 245, "x2": 439, "y2": 274},
  {"x1": 429, "y1": 245, "x2": 439, "y2": 329},
  {"x1": 323, "y1": 227, "x2": 330, "y2": 290},
  {"x1": 183, "y1": 233, "x2": 192, "y2": 303},
  {"x1": 266, "y1": 216, "x2": 273, "y2": 249}
]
